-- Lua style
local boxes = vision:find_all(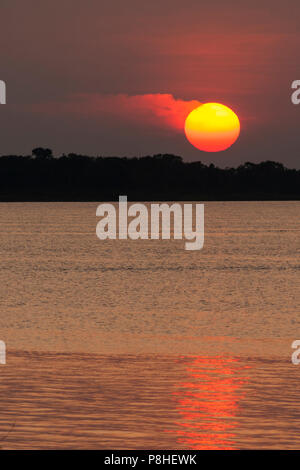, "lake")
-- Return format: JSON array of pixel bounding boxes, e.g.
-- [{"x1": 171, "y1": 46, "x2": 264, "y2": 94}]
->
[{"x1": 0, "y1": 201, "x2": 299, "y2": 449}]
